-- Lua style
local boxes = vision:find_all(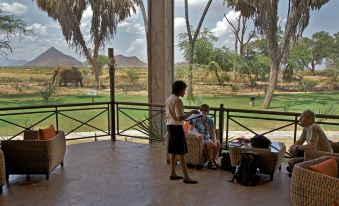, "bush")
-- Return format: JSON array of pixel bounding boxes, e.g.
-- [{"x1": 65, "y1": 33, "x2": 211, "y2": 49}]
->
[
  {"x1": 219, "y1": 71, "x2": 231, "y2": 83},
  {"x1": 300, "y1": 79, "x2": 317, "y2": 95},
  {"x1": 324, "y1": 68, "x2": 338, "y2": 89},
  {"x1": 39, "y1": 82, "x2": 55, "y2": 103},
  {"x1": 126, "y1": 69, "x2": 139, "y2": 83},
  {"x1": 231, "y1": 84, "x2": 240, "y2": 95}
]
